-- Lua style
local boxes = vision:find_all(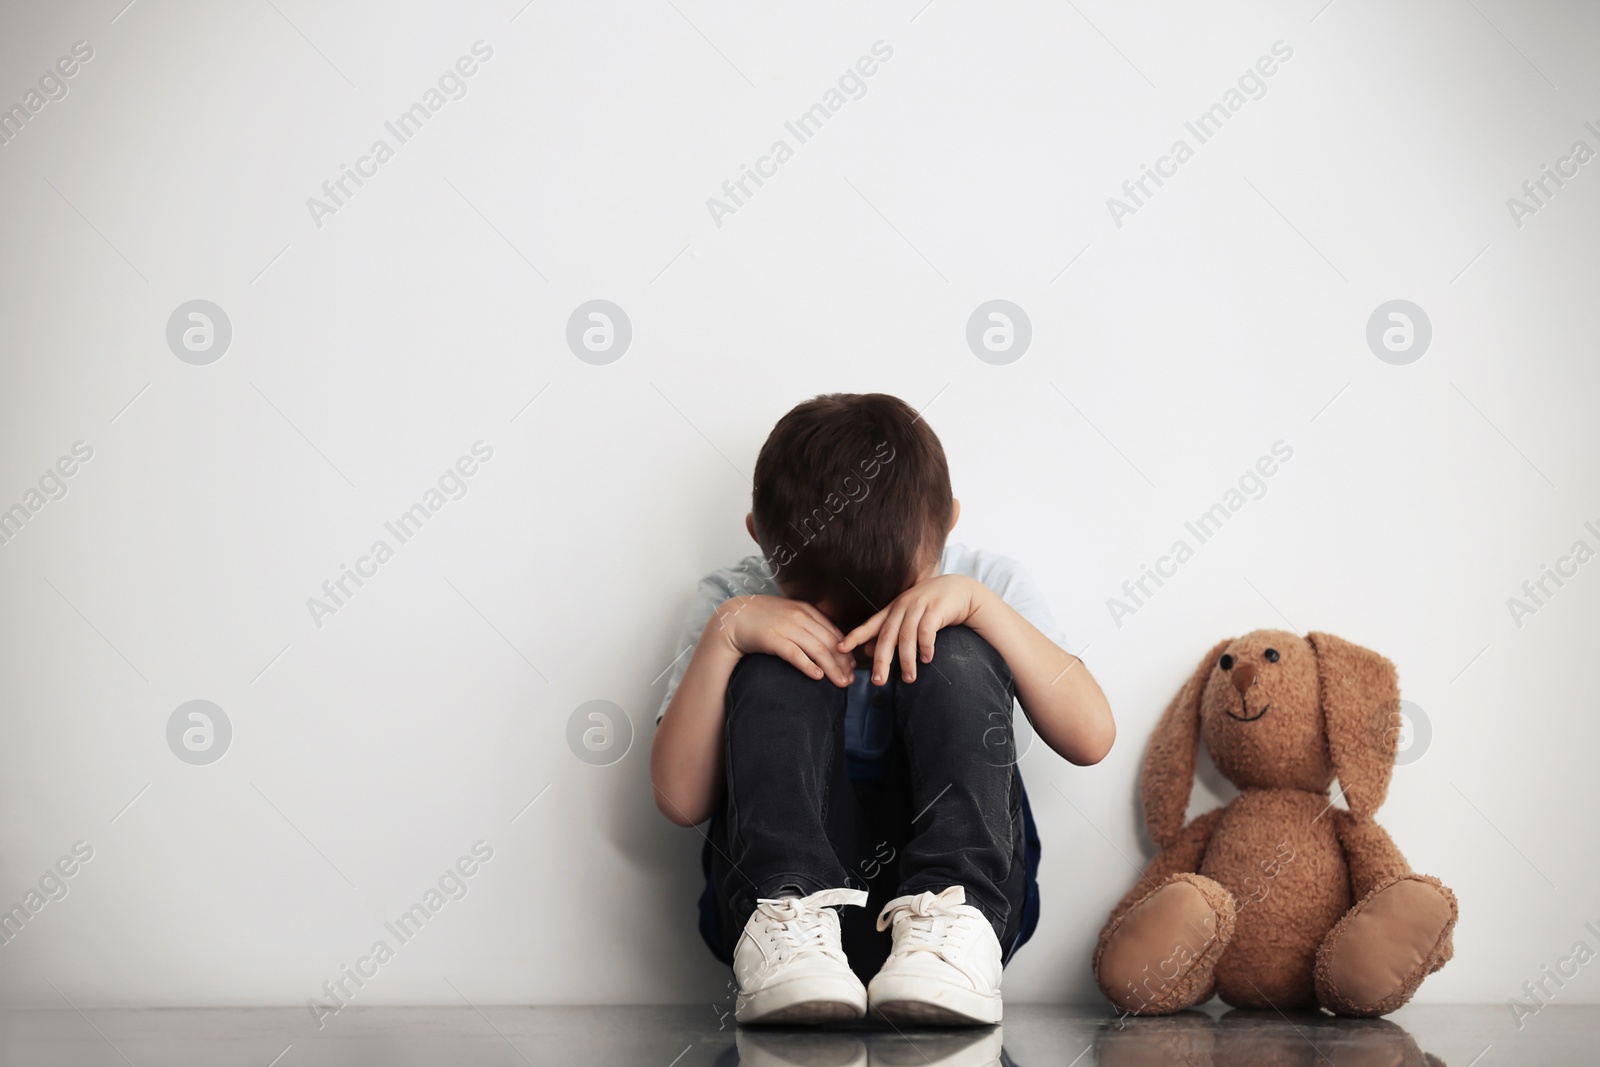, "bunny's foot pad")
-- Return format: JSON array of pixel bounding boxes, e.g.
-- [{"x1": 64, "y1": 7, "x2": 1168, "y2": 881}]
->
[
  {"x1": 1096, "y1": 874, "x2": 1237, "y2": 1015},
  {"x1": 1315, "y1": 873, "x2": 1457, "y2": 1016}
]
